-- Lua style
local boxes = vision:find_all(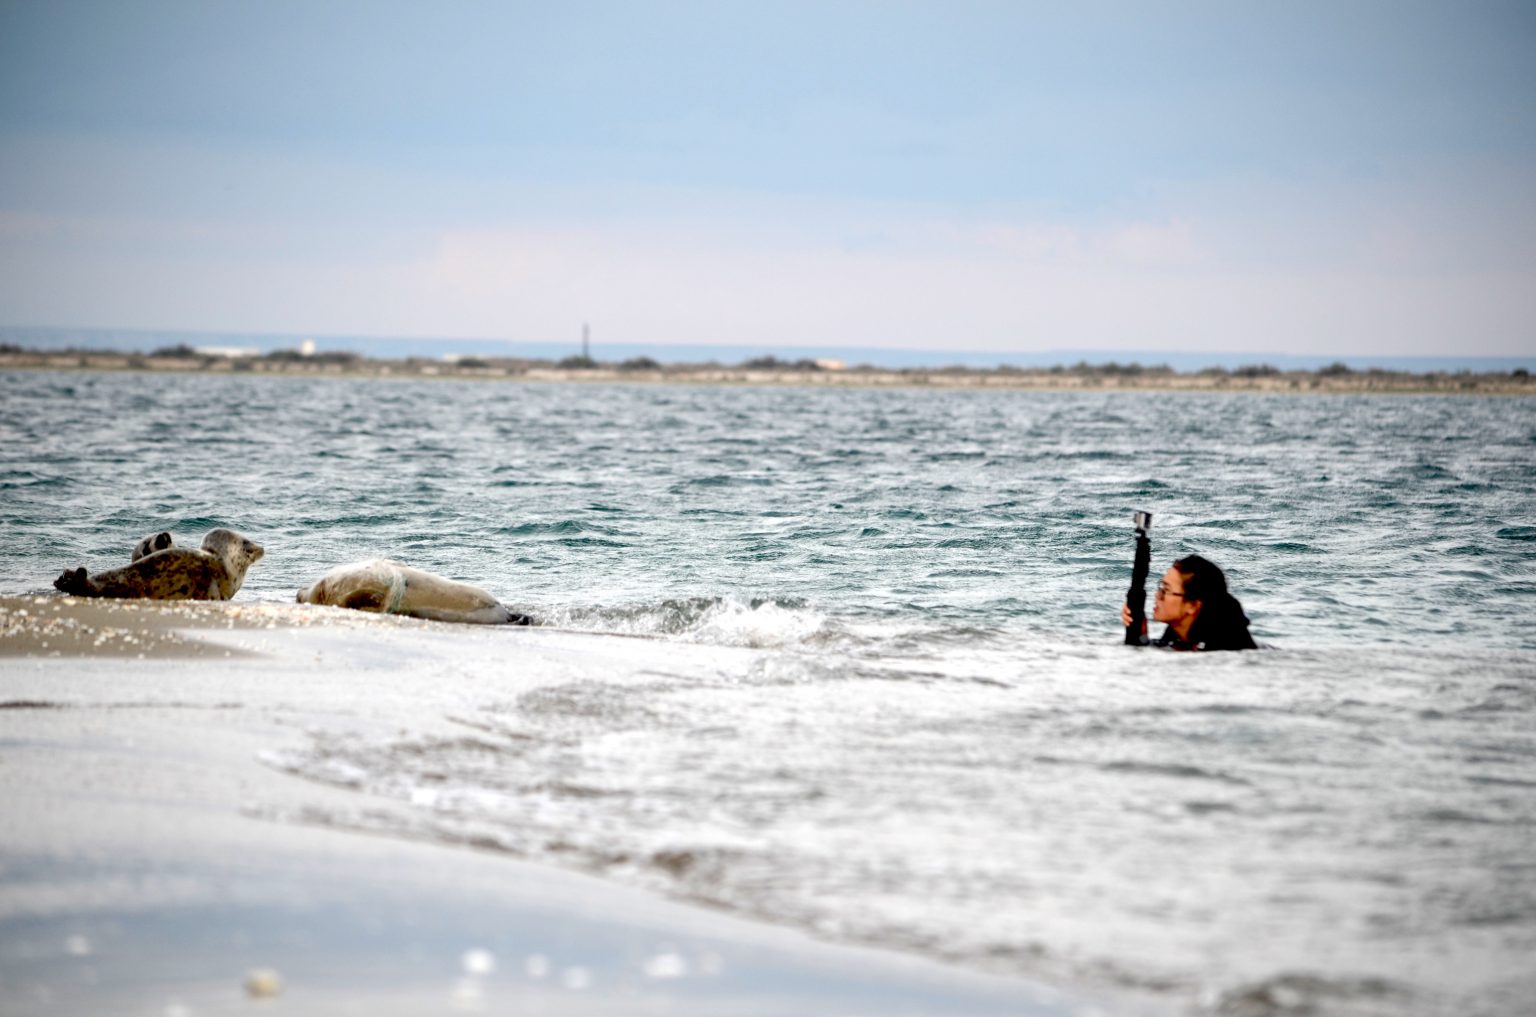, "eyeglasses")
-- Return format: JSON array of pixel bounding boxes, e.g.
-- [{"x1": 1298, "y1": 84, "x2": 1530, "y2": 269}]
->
[{"x1": 1156, "y1": 582, "x2": 1184, "y2": 599}]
